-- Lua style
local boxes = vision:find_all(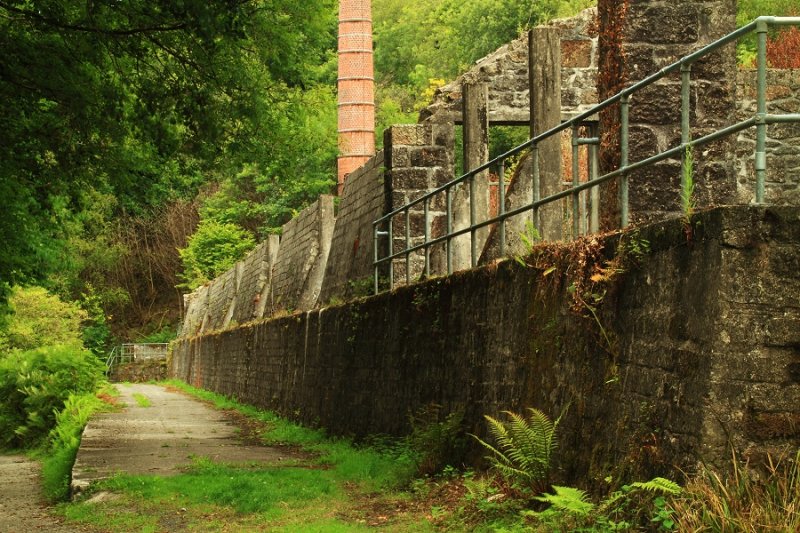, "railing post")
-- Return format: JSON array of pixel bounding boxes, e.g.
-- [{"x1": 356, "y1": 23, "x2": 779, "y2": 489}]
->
[
  {"x1": 498, "y1": 160, "x2": 506, "y2": 257},
  {"x1": 572, "y1": 123, "x2": 581, "y2": 238},
  {"x1": 532, "y1": 143, "x2": 540, "y2": 232},
  {"x1": 620, "y1": 94, "x2": 630, "y2": 228},
  {"x1": 373, "y1": 223, "x2": 379, "y2": 294},
  {"x1": 446, "y1": 186, "x2": 453, "y2": 275},
  {"x1": 590, "y1": 123, "x2": 600, "y2": 233},
  {"x1": 470, "y1": 171, "x2": 477, "y2": 267},
  {"x1": 404, "y1": 208, "x2": 411, "y2": 285},
  {"x1": 388, "y1": 217, "x2": 394, "y2": 290},
  {"x1": 755, "y1": 19, "x2": 768, "y2": 204},
  {"x1": 424, "y1": 197, "x2": 431, "y2": 278}
]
